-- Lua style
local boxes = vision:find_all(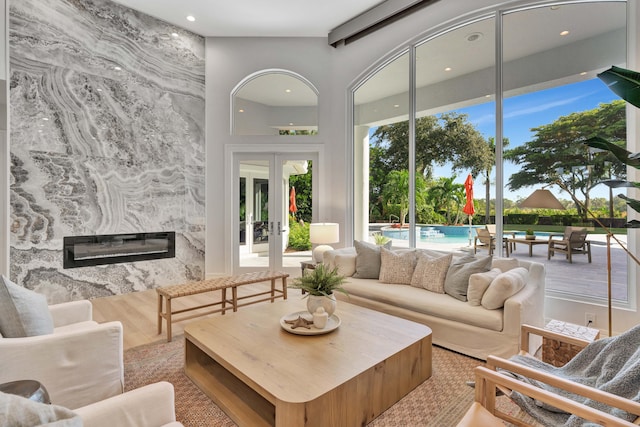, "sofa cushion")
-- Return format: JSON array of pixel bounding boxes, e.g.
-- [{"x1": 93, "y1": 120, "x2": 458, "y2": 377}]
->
[
  {"x1": 468, "y1": 268, "x2": 502, "y2": 306},
  {"x1": 492, "y1": 258, "x2": 520, "y2": 272},
  {"x1": 444, "y1": 255, "x2": 492, "y2": 302},
  {"x1": 352, "y1": 240, "x2": 391, "y2": 279},
  {"x1": 481, "y1": 267, "x2": 528, "y2": 310},
  {"x1": 323, "y1": 247, "x2": 357, "y2": 277},
  {"x1": 411, "y1": 253, "x2": 452, "y2": 293},
  {"x1": 379, "y1": 247, "x2": 416, "y2": 285},
  {"x1": 0, "y1": 391, "x2": 81, "y2": 426},
  {"x1": 342, "y1": 278, "x2": 504, "y2": 331},
  {"x1": 0, "y1": 275, "x2": 54, "y2": 338}
]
